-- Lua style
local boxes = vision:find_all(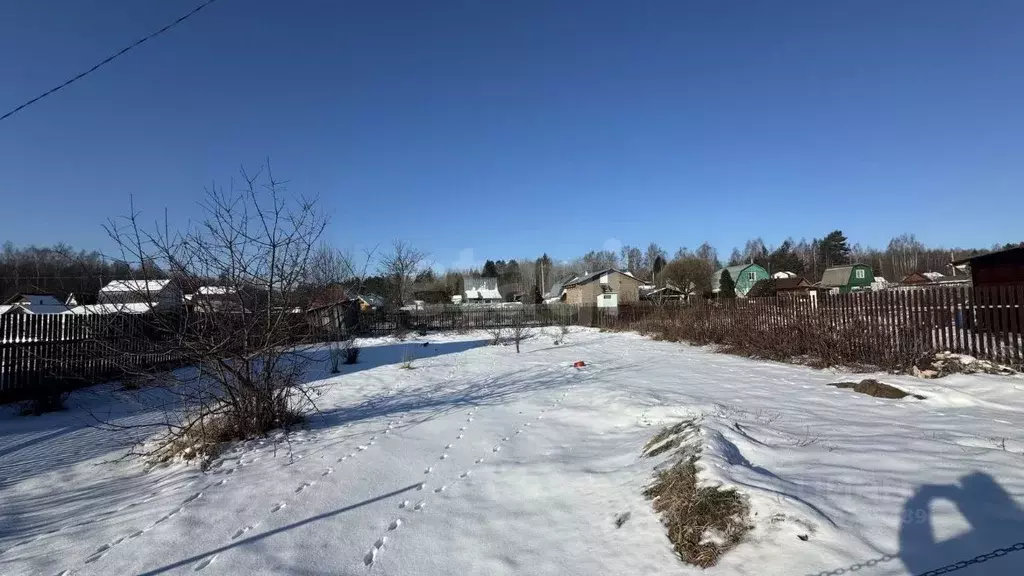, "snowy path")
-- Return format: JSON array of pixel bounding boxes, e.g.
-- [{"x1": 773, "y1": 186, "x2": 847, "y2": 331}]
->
[{"x1": 2, "y1": 329, "x2": 1024, "y2": 575}]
